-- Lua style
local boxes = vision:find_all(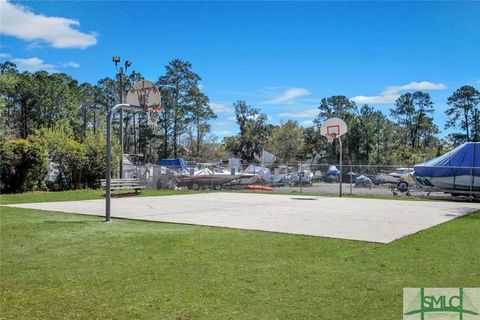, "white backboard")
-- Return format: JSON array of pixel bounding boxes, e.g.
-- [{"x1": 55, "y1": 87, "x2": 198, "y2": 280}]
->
[
  {"x1": 320, "y1": 117, "x2": 347, "y2": 140},
  {"x1": 126, "y1": 80, "x2": 161, "y2": 110}
]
